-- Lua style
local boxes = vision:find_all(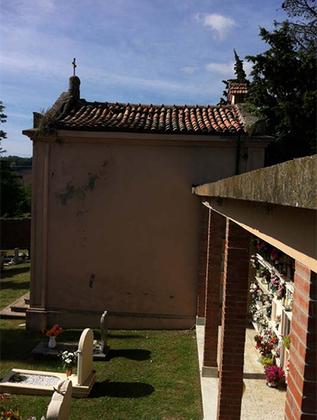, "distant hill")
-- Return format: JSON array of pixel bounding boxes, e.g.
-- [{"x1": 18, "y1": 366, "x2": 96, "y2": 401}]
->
[{"x1": 3, "y1": 155, "x2": 32, "y2": 169}]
